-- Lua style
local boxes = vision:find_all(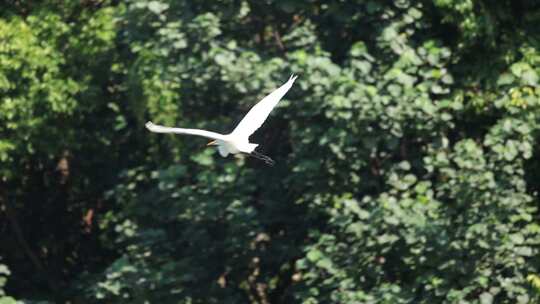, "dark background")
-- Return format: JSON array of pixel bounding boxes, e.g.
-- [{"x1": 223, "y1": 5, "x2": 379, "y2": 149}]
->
[{"x1": 1, "y1": 0, "x2": 540, "y2": 303}]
